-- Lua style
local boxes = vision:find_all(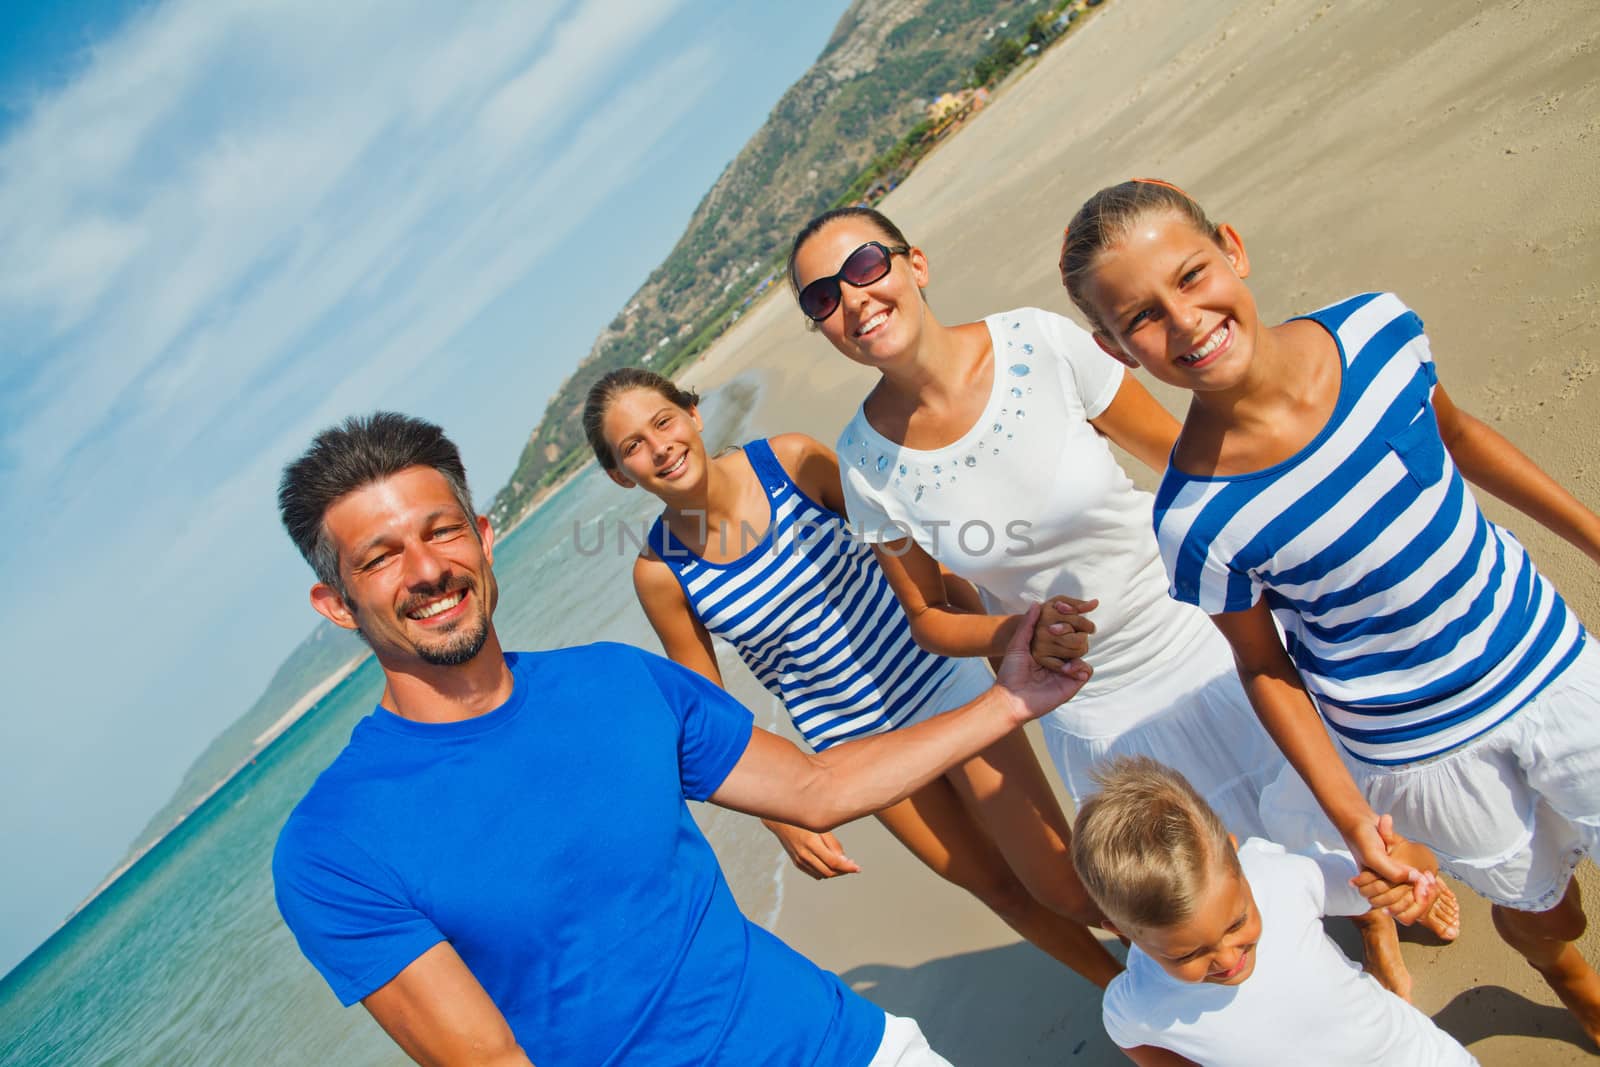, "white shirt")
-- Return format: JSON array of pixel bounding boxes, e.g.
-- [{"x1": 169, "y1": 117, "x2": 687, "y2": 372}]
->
[
  {"x1": 837, "y1": 307, "x2": 1213, "y2": 694},
  {"x1": 1102, "y1": 839, "x2": 1477, "y2": 1066}
]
